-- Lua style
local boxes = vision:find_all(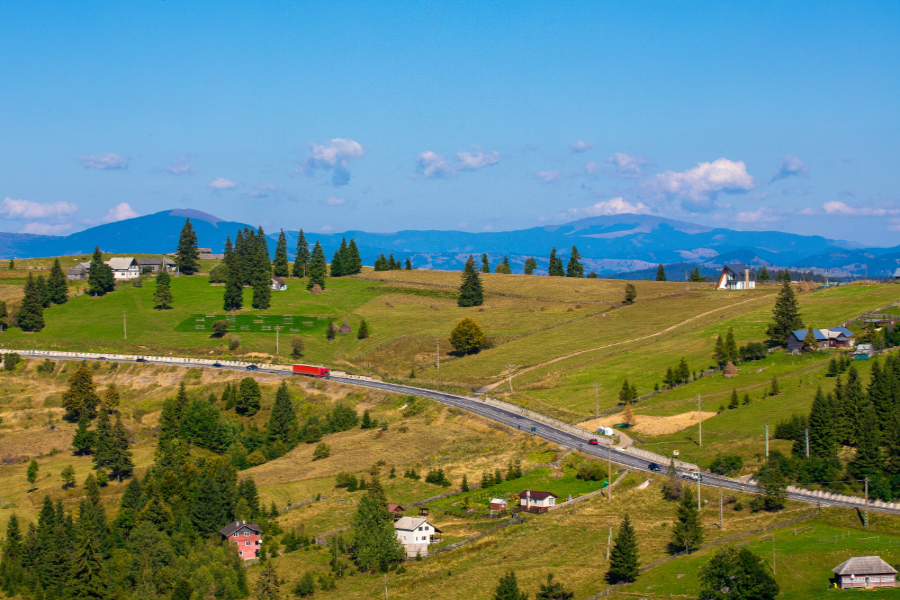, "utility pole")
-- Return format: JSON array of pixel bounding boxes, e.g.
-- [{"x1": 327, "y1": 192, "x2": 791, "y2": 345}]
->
[
  {"x1": 608, "y1": 443, "x2": 612, "y2": 502},
  {"x1": 606, "y1": 526, "x2": 612, "y2": 560},
  {"x1": 384, "y1": 573, "x2": 388, "y2": 599},
  {"x1": 765, "y1": 423, "x2": 770, "y2": 458},
  {"x1": 772, "y1": 535, "x2": 776, "y2": 575},
  {"x1": 697, "y1": 395, "x2": 702, "y2": 447},
  {"x1": 275, "y1": 326, "x2": 282, "y2": 354},
  {"x1": 719, "y1": 480, "x2": 723, "y2": 530},
  {"x1": 865, "y1": 477, "x2": 869, "y2": 528},
  {"x1": 123, "y1": 311, "x2": 127, "y2": 340},
  {"x1": 697, "y1": 476, "x2": 701, "y2": 511},
  {"x1": 435, "y1": 338, "x2": 440, "y2": 370},
  {"x1": 805, "y1": 429, "x2": 809, "y2": 459},
  {"x1": 507, "y1": 364, "x2": 515, "y2": 393},
  {"x1": 594, "y1": 382, "x2": 600, "y2": 417}
]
